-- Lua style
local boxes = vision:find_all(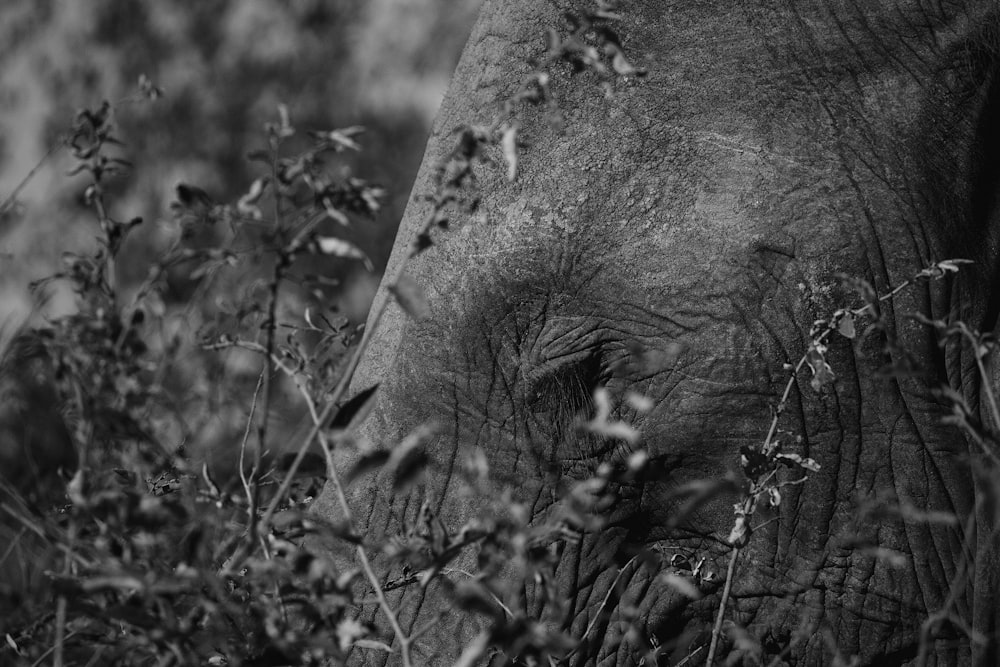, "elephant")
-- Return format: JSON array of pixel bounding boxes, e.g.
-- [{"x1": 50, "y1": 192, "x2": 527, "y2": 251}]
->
[{"x1": 309, "y1": 1, "x2": 1000, "y2": 665}]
